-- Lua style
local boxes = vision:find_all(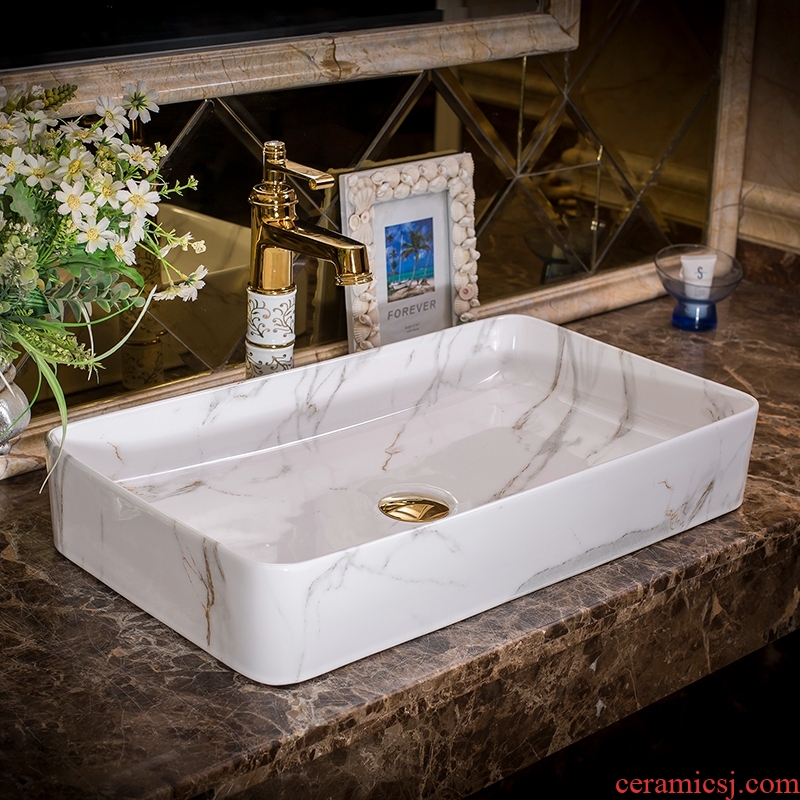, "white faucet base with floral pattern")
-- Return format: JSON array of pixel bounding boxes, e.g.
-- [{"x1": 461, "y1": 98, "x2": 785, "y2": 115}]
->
[{"x1": 245, "y1": 287, "x2": 296, "y2": 377}]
